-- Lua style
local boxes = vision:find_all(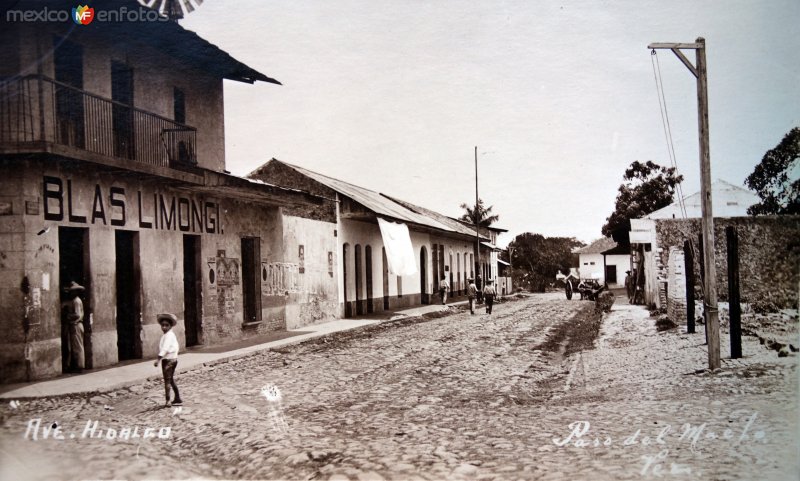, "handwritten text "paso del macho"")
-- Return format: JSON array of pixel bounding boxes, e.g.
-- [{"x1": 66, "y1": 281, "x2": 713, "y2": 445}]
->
[{"x1": 552, "y1": 412, "x2": 765, "y2": 452}]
